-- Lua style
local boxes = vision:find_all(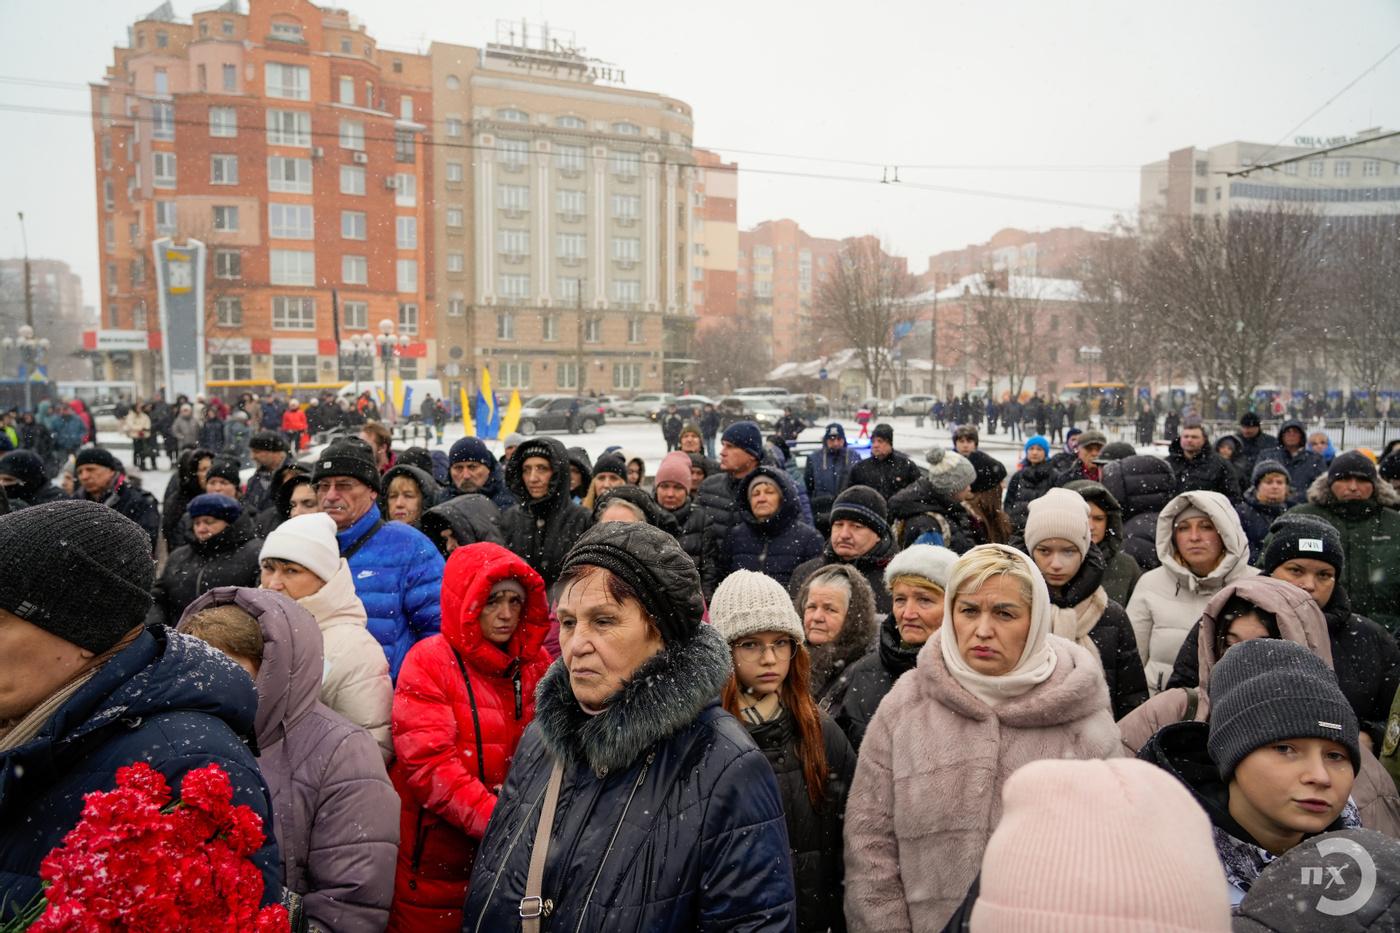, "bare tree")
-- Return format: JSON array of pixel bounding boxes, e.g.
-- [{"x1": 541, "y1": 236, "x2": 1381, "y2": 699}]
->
[
  {"x1": 694, "y1": 314, "x2": 772, "y2": 394},
  {"x1": 1077, "y1": 223, "x2": 1167, "y2": 395},
  {"x1": 1139, "y1": 205, "x2": 1327, "y2": 417},
  {"x1": 959, "y1": 270, "x2": 1048, "y2": 401},
  {"x1": 1324, "y1": 220, "x2": 1400, "y2": 417},
  {"x1": 813, "y1": 237, "x2": 917, "y2": 398}
]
